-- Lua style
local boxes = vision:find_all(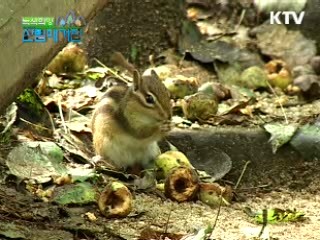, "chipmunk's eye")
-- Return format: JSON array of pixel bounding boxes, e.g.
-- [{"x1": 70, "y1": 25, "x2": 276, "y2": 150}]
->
[{"x1": 145, "y1": 94, "x2": 155, "y2": 104}]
